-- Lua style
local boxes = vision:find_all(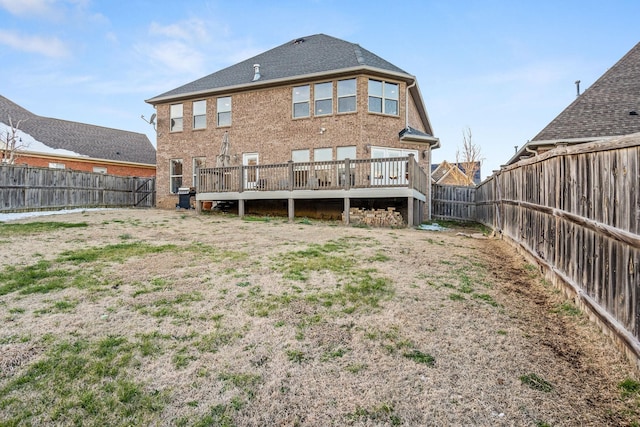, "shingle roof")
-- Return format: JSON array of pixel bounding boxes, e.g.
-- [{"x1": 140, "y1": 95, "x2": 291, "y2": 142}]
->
[
  {"x1": 0, "y1": 95, "x2": 156, "y2": 165},
  {"x1": 532, "y1": 41, "x2": 640, "y2": 141},
  {"x1": 147, "y1": 34, "x2": 411, "y2": 103}
]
